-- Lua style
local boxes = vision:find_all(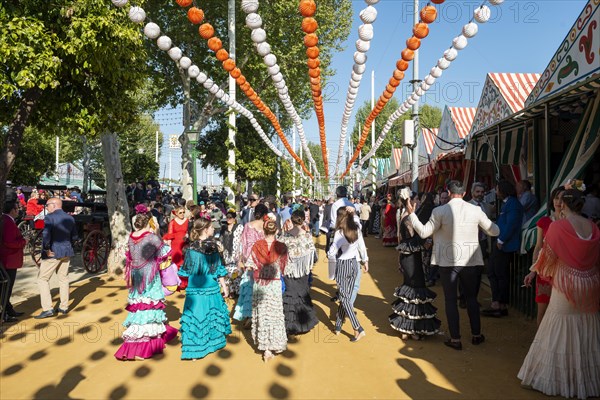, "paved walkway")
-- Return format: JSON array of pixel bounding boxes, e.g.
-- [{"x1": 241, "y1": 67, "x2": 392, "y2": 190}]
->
[{"x1": 0, "y1": 236, "x2": 545, "y2": 399}]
